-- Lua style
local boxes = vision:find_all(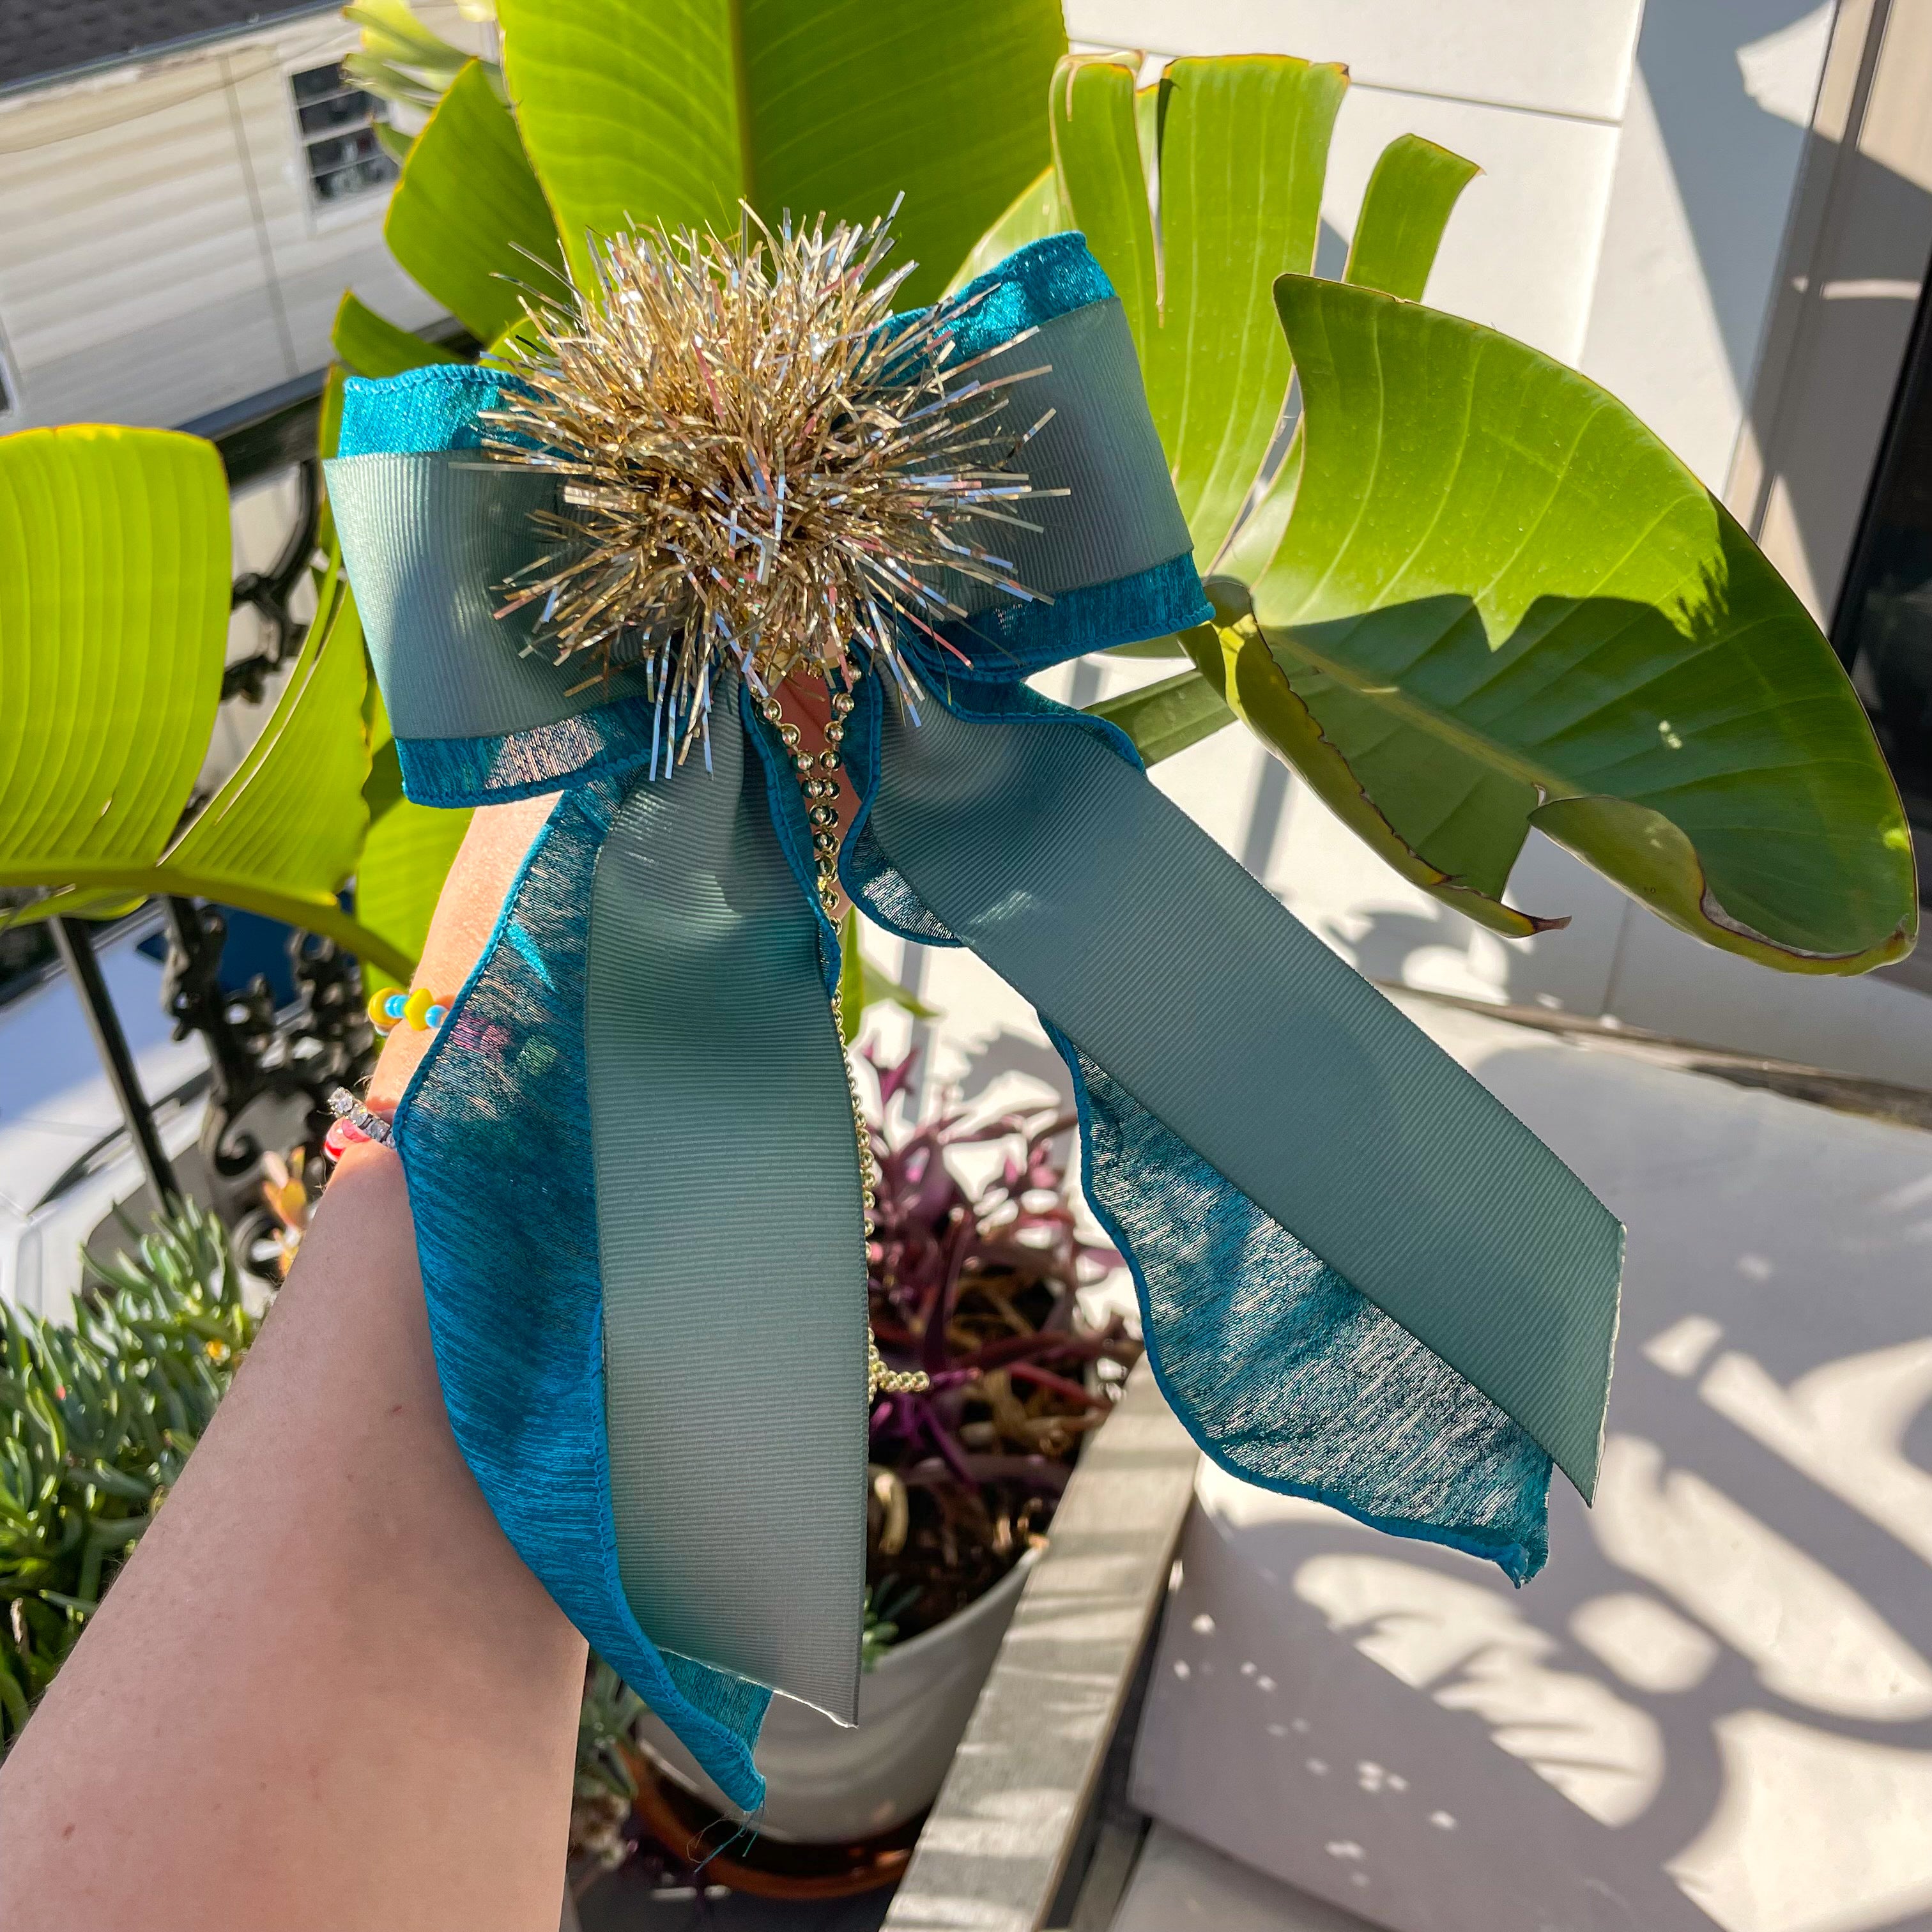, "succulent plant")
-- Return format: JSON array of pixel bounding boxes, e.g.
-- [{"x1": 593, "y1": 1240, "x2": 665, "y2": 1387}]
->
[
  {"x1": 862, "y1": 1046, "x2": 1140, "y2": 1639},
  {"x1": 1, "y1": 1199, "x2": 256, "y2": 1751}
]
